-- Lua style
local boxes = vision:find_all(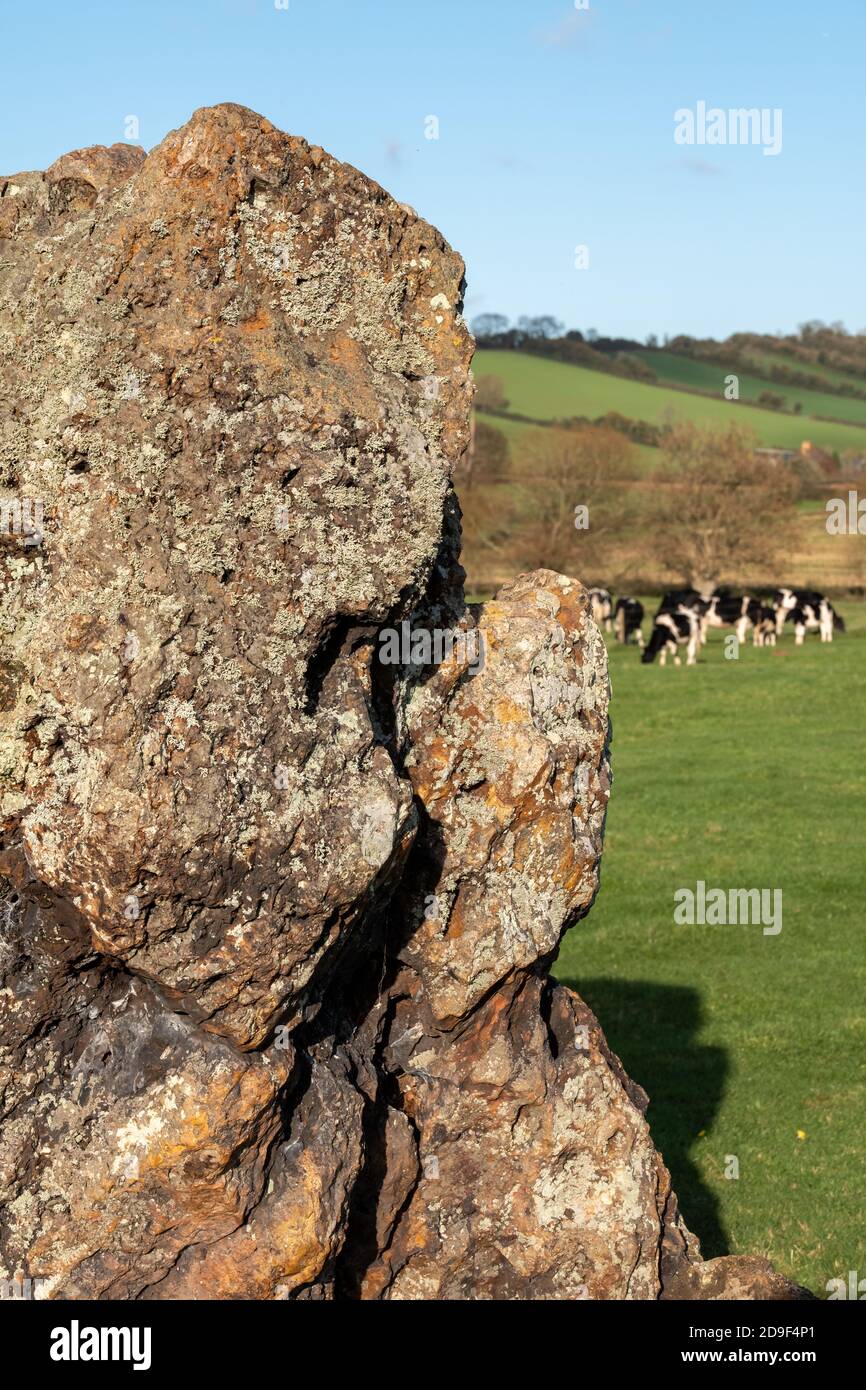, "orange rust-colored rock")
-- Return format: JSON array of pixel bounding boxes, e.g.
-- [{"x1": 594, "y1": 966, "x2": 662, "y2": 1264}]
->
[
  {"x1": 396, "y1": 571, "x2": 610, "y2": 1027},
  {"x1": 0, "y1": 107, "x2": 811, "y2": 1302}
]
